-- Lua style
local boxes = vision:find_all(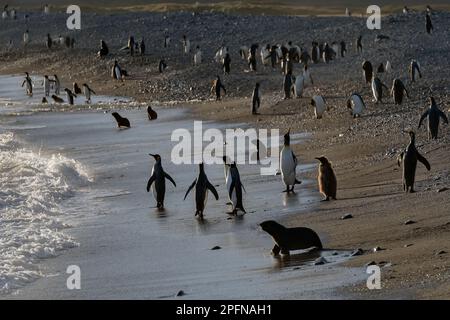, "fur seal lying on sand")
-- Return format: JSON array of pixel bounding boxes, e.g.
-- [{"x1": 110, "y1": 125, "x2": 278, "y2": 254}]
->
[
  {"x1": 111, "y1": 112, "x2": 130, "y2": 128},
  {"x1": 260, "y1": 220, "x2": 322, "y2": 255}
]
